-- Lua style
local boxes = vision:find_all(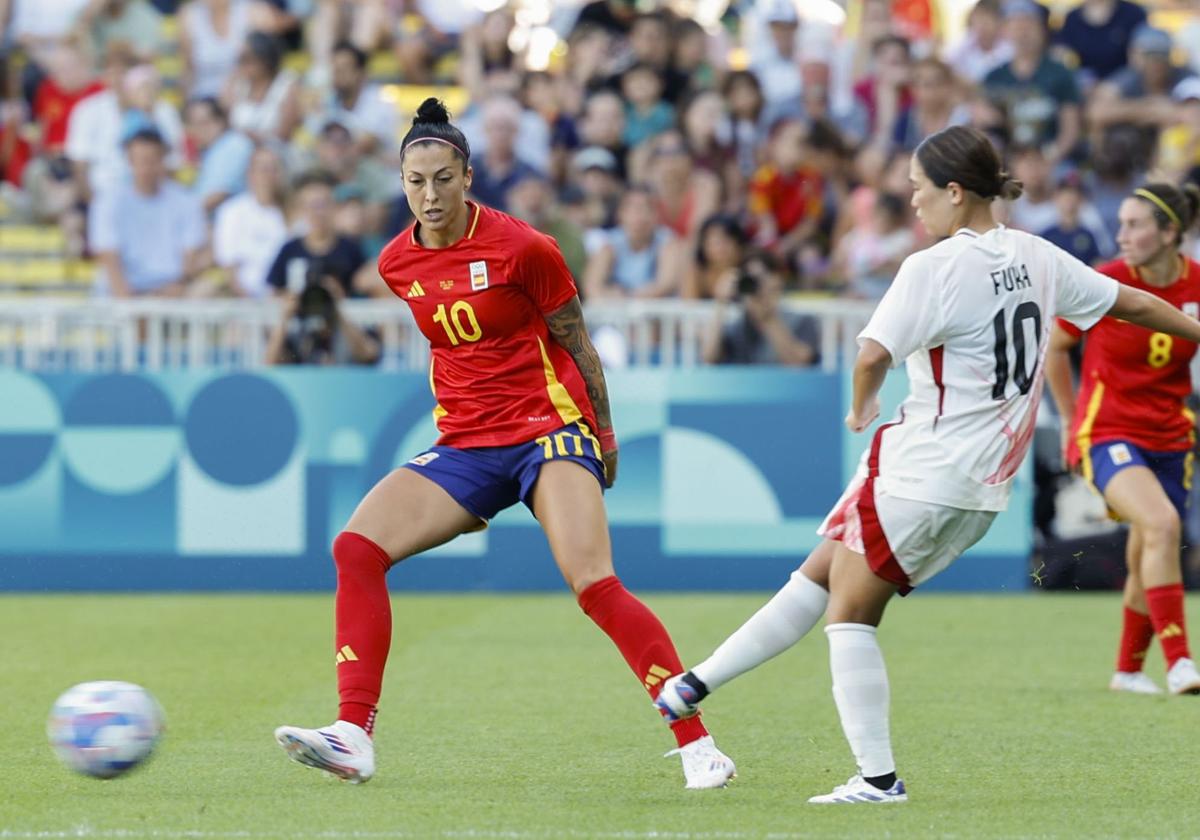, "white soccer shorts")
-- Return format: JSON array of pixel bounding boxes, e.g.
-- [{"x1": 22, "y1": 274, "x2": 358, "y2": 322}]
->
[{"x1": 819, "y1": 466, "x2": 996, "y2": 593}]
